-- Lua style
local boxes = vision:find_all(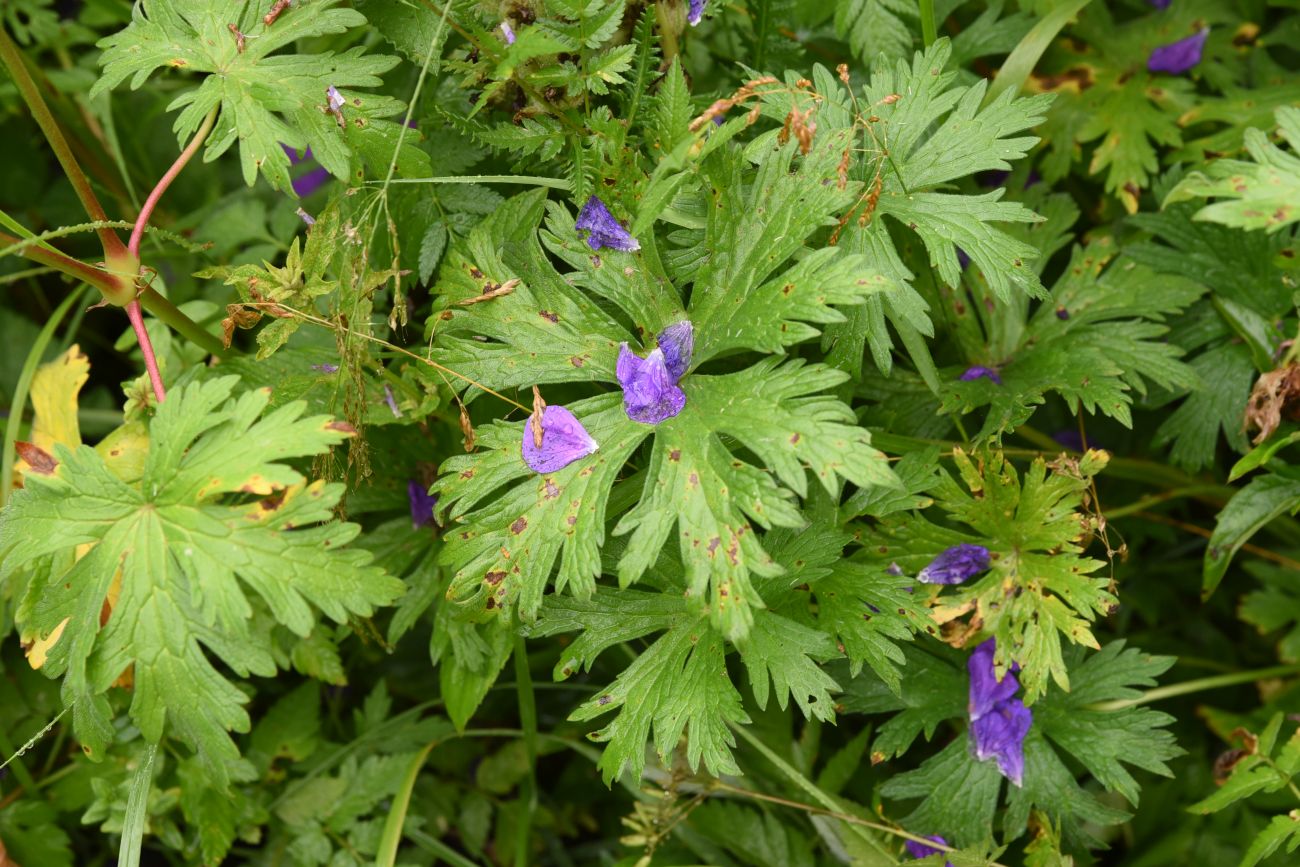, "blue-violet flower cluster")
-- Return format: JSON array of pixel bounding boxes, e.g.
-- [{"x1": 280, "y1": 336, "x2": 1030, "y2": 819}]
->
[
  {"x1": 617, "y1": 321, "x2": 694, "y2": 424},
  {"x1": 575, "y1": 196, "x2": 640, "y2": 252}
]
